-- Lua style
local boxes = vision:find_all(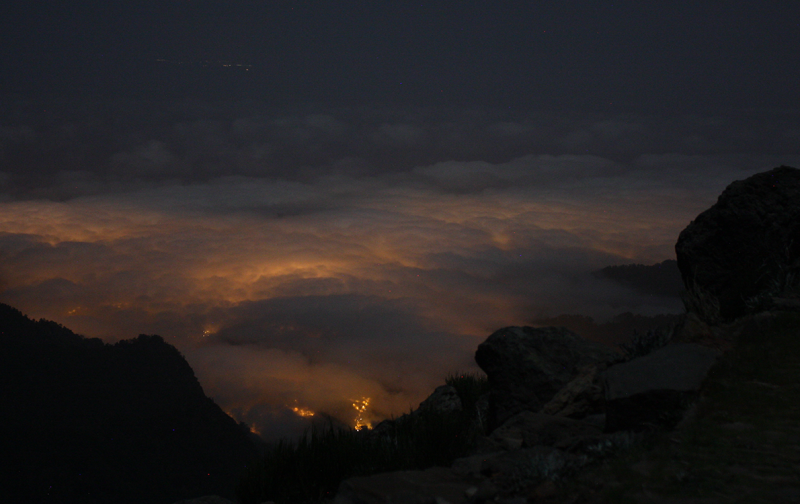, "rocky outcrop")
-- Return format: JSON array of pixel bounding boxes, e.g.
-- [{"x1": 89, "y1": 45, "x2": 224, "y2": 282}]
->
[
  {"x1": 335, "y1": 331, "x2": 722, "y2": 504},
  {"x1": 334, "y1": 168, "x2": 800, "y2": 504},
  {"x1": 335, "y1": 307, "x2": 789, "y2": 504},
  {"x1": 335, "y1": 321, "x2": 726, "y2": 504},
  {"x1": 474, "y1": 326, "x2": 617, "y2": 430},
  {"x1": 603, "y1": 343, "x2": 721, "y2": 432},
  {"x1": 676, "y1": 165, "x2": 800, "y2": 323}
]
